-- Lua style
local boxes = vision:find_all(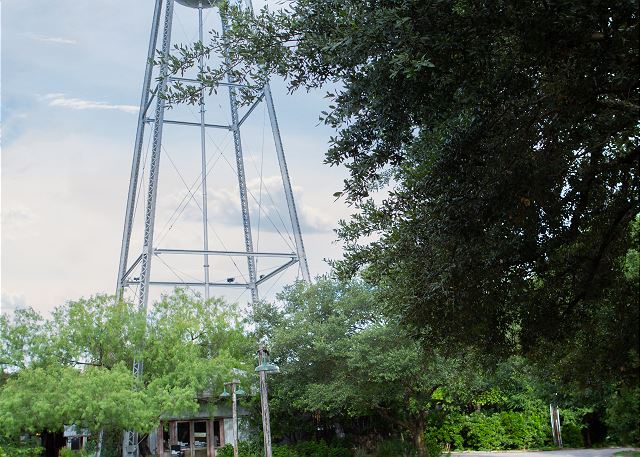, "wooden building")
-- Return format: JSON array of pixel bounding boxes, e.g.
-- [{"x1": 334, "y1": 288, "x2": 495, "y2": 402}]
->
[{"x1": 151, "y1": 404, "x2": 247, "y2": 457}]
